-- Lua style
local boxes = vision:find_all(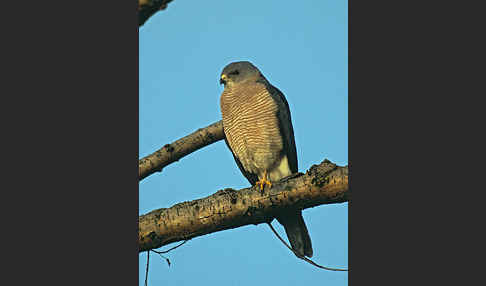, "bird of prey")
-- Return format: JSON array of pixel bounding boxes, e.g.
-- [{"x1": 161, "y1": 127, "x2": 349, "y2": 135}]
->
[{"x1": 219, "y1": 61, "x2": 313, "y2": 258}]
